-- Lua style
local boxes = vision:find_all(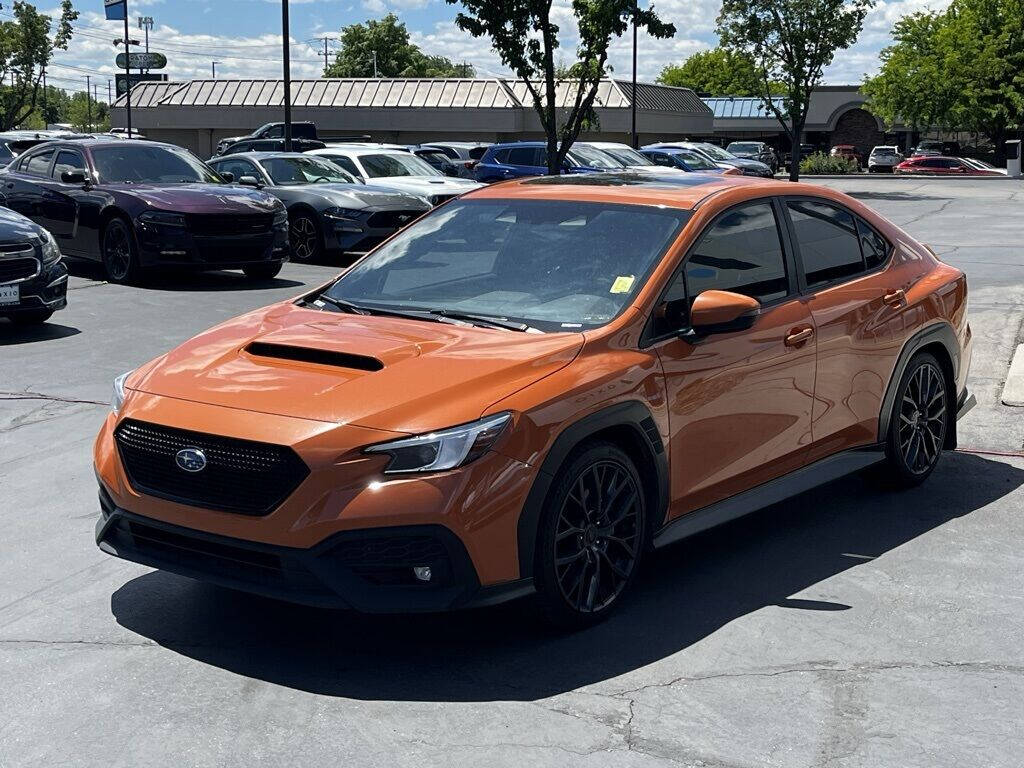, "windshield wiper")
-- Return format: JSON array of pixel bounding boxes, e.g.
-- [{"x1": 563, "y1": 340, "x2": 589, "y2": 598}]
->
[
  {"x1": 305, "y1": 294, "x2": 369, "y2": 314},
  {"x1": 430, "y1": 309, "x2": 534, "y2": 332}
]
